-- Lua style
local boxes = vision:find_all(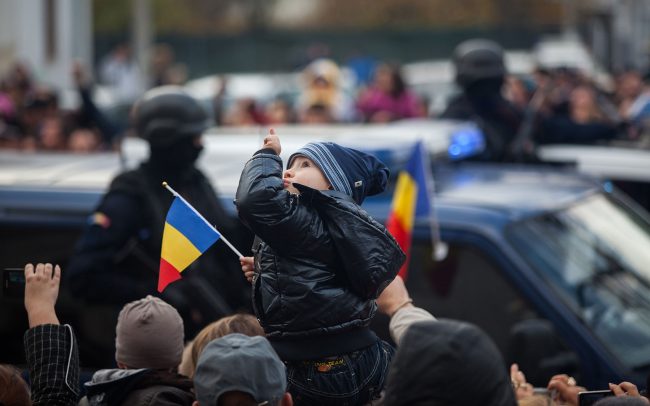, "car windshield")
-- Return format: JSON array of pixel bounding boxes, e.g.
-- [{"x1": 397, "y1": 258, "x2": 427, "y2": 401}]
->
[{"x1": 506, "y1": 193, "x2": 650, "y2": 370}]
